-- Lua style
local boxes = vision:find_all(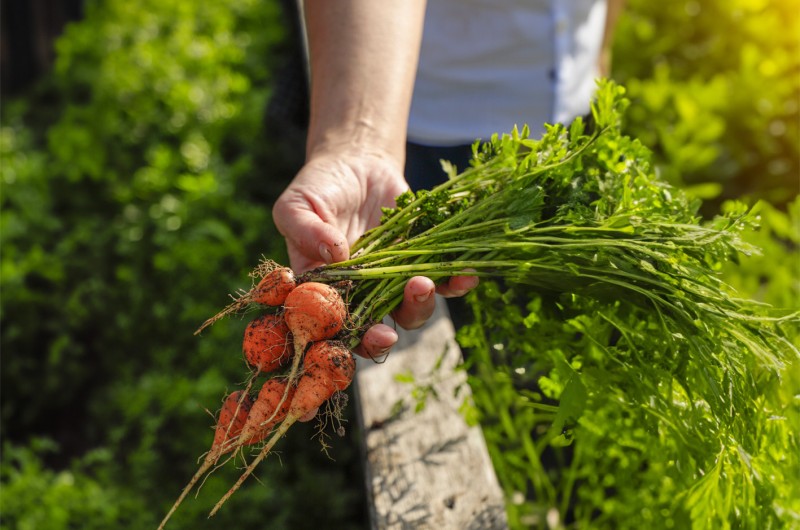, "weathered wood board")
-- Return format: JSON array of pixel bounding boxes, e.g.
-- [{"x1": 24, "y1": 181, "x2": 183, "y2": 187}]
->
[{"x1": 354, "y1": 299, "x2": 509, "y2": 530}]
